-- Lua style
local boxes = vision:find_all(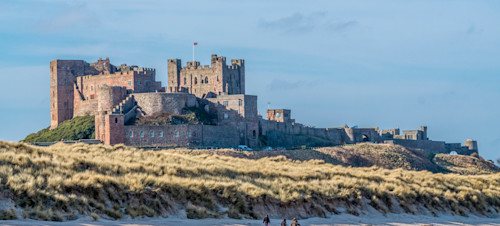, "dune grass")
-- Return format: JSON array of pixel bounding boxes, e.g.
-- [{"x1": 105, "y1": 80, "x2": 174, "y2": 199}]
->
[{"x1": 0, "y1": 141, "x2": 499, "y2": 221}]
